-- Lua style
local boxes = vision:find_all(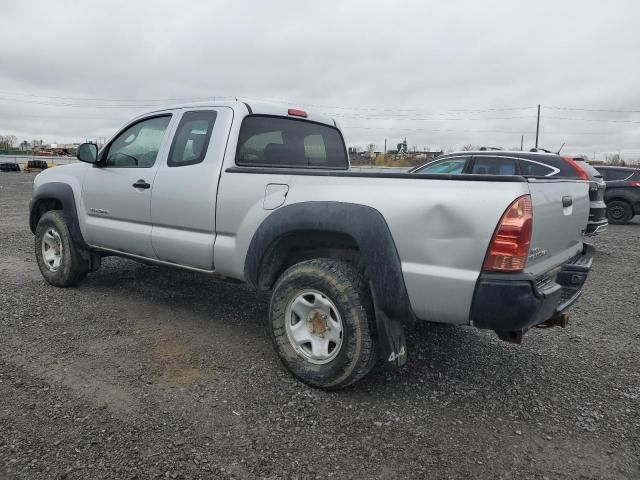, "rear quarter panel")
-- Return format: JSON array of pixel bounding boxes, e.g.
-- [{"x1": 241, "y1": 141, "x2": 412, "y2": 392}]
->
[{"x1": 215, "y1": 171, "x2": 528, "y2": 325}]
